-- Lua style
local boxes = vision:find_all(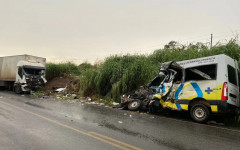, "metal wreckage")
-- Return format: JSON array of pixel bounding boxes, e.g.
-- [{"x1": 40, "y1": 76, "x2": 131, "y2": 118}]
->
[
  {"x1": 120, "y1": 54, "x2": 240, "y2": 123},
  {"x1": 120, "y1": 61, "x2": 183, "y2": 112}
]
